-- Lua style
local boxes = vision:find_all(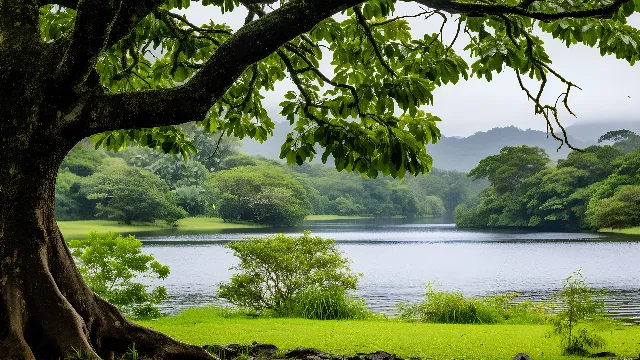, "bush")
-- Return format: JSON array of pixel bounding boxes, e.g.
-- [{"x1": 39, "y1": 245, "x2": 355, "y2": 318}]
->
[
  {"x1": 69, "y1": 232, "x2": 170, "y2": 319},
  {"x1": 550, "y1": 269, "x2": 607, "y2": 356},
  {"x1": 397, "y1": 284, "x2": 550, "y2": 325},
  {"x1": 279, "y1": 287, "x2": 371, "y2": 320},
  {"x1": 397, "y1": 284, "x2": 503, "y2": 324},
  {"x1": 217, "y1": 232, "x2": 360, "y2": 315}
]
